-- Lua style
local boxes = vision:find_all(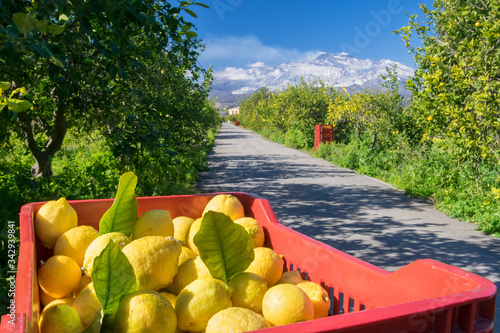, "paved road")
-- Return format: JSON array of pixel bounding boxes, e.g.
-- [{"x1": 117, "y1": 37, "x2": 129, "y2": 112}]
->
[{"x1": 198, "y1": 122, "x2": 500, "y2": 330}]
